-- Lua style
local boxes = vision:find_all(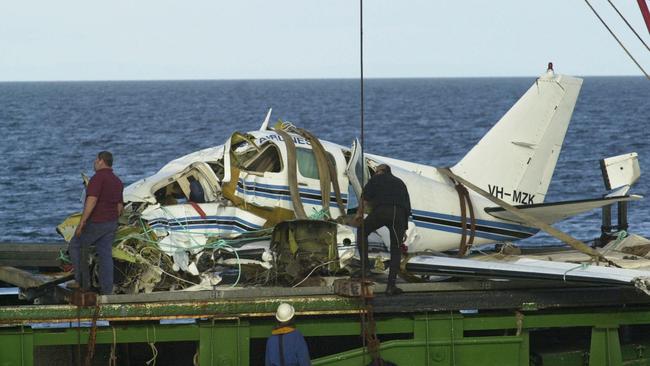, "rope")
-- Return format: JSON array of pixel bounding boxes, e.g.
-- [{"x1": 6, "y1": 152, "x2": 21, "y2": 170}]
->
[
  {"x1": 361, "y1": 301, "x2": 383, "y2": 365},
  {"x1": 58, "y1": 249, "x2": 71, "y2": 263},
  {"x1": 584, "y1": 0, "x2": 650, "y2": 79},
  {"x1": 193, "y1": 350, "x2": 200, "y2": 366},
  {"x1": 76, "y1": 305, "x2": 81, "y2": 366},
  {"x1": 601, "y1": 230, "x2": 628, "y2": 256},
  {"x1": 84, "y1": 303, "x2": 101, "y2": 366},
  {"x1": 308, "y1": 208, "x2": 330, "y2": 220},
  {"x1": 607, "y1": 0, "x2": 650, "y2": 52},
  {"x1": 109, "y1": 327, "x2": 118, "y2": 366},
  {"x1": 145, "y1": 326, "x2": 158, "y2": 366}
]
